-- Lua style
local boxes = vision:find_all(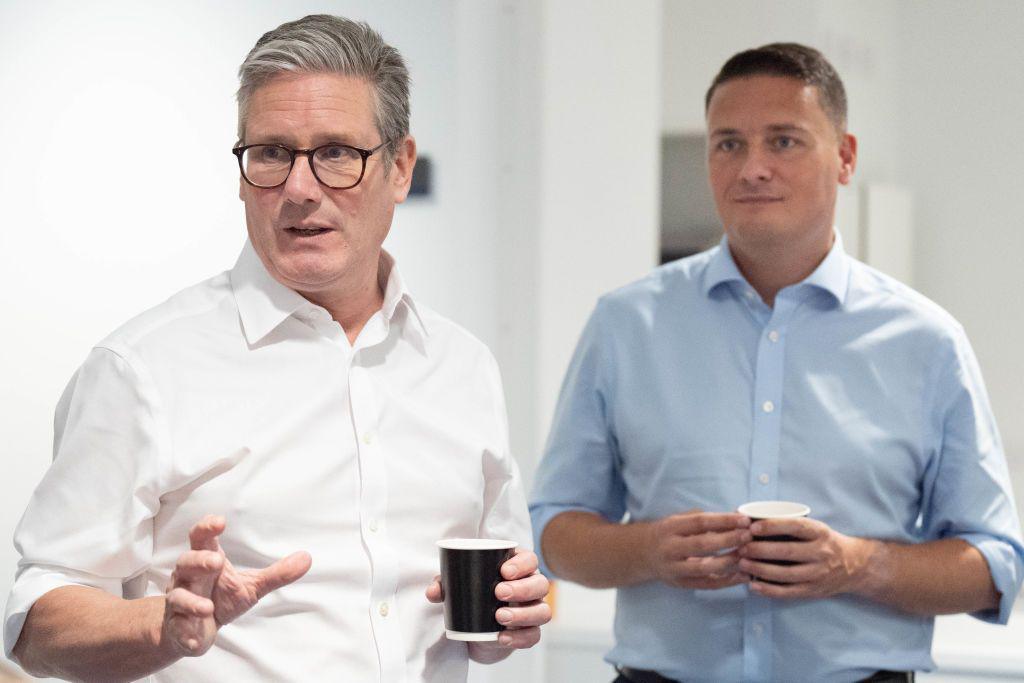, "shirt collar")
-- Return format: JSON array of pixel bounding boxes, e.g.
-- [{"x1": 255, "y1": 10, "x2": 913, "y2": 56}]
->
[
  {"x1": 701, "y1": 229, "x2": 850, "y2": 306},
  {"x1": 230, "y1": 241, "x2": 429, "y2": 345}
]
